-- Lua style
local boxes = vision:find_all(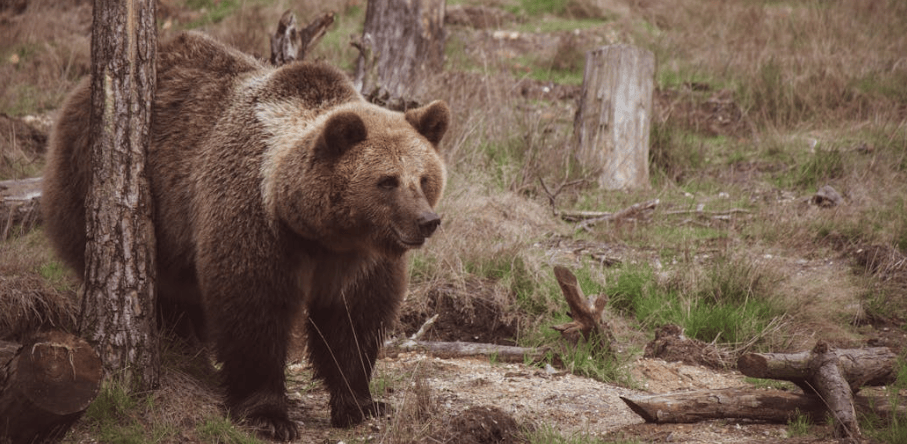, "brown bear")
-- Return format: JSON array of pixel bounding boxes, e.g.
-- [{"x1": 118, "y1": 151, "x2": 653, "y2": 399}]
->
[{"x1": 42, "y1": 31, "x2": 449, "y2": 440}]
